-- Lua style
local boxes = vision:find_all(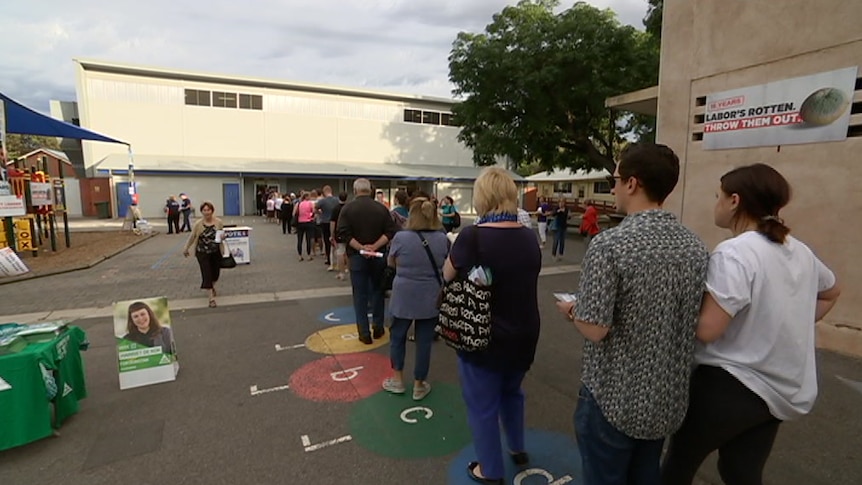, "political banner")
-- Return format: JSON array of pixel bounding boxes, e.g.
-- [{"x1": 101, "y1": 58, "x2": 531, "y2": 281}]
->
[
  {"x1": 113, "y1": 297, "x2": 179, "y2": 390},
  {"x1": 703, "y1": 66, "x2": 858, "y2": 150},
  {"x1": 0, "y1": 194, "x2": 25, "y2": 217},
  {"x1": 30, "y1": 182, "x2": 53, "y2": 206}
]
